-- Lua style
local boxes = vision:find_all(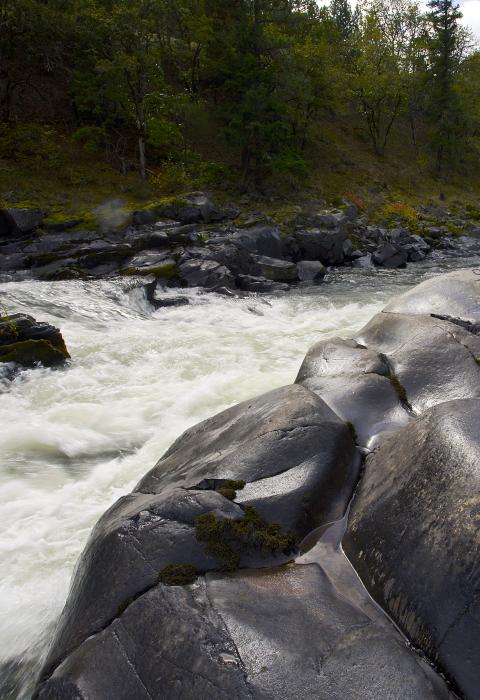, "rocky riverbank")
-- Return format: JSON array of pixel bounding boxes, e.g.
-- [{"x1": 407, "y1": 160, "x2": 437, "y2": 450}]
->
[
  {"x1": 2, "y1": 194, "x2": 480, "y2": 297},
  {"x1": 33, "y1": 269, "x2": 480, "y2": 699}
]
